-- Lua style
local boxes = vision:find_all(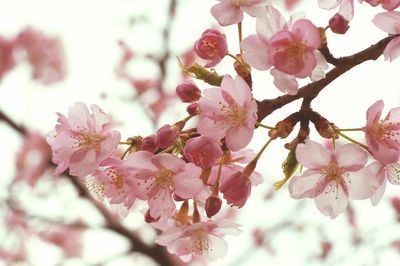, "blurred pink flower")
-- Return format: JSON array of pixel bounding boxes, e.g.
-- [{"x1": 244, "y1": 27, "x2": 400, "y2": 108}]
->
[
  {"x1": 39, "y1": 226, "x2": 82, "y2": 258},
  {"x1": 211, "y1": 0, "x2": 268, "y2": 26},
  {"x1": 125, "y1": 151, "x2": 203, "y2": 219},
  {"x1": 0, "y1": 37, "x2": 16, "y2": 80},
  {"x1": 17, "y1": 27, "x2": 66, "y2": 85},
  {"x1": 15, "y1": 132, "x2": 52, "y2": 186},
  {"x1": 289, "y1": 140, "x2": 375, "y2": 219},
  {"x1": 194, "y1": 29, "x2": 228, "y2": 67},
  {"x1": 47, "y1": 102, "x2": 121, "y2": 177},
  {"x1": 198, "y1": 75, "x2": 257, "y2": 151},
  {"x1": 372, "y1": 11, "x2": 400, "y2": 61},
  {"x1": 362, "y1": 0, "x2": 400, "y2": 10},
  {"x1": 156, "y1": 220, "x2": 240, "y2": 261},
  {"x1": 364, "y1": 100, "x2": 400, "y2": 164}
]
